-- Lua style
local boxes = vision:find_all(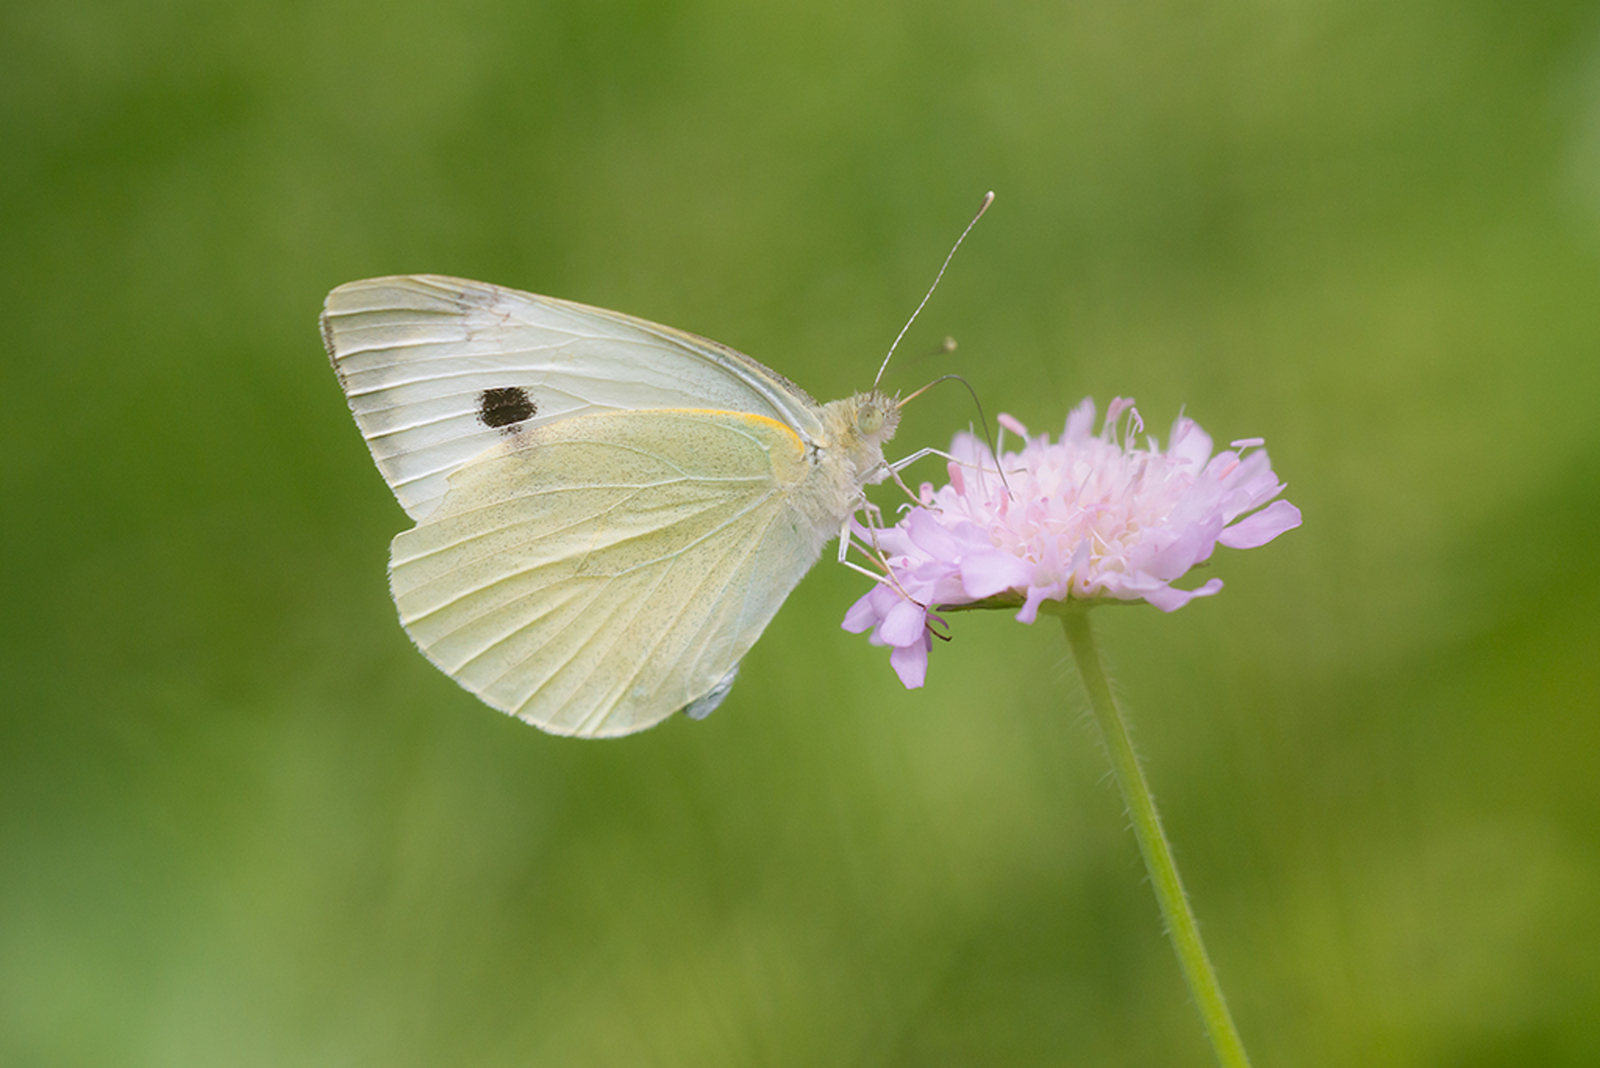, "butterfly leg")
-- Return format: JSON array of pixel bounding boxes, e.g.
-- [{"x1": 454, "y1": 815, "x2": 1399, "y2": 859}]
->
[
  {"x1": 890, "y1": 446, "x2": 1014, "y2": 478},
  {"x1": 835, "y1": 512, "x2": 922, "y2": 605},
  {"x1": 885, "y1": 446, "x2": 949, "y2": 473},
  {"x1": 885, "y1": 464, "x2": 928, "y2": 510},
  {"x1": 836, "y1": 514, "x2": 875, "y2": 569},
  {"x1": 887, "y1": 446, "x2": 1013, "y2": 501}
]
